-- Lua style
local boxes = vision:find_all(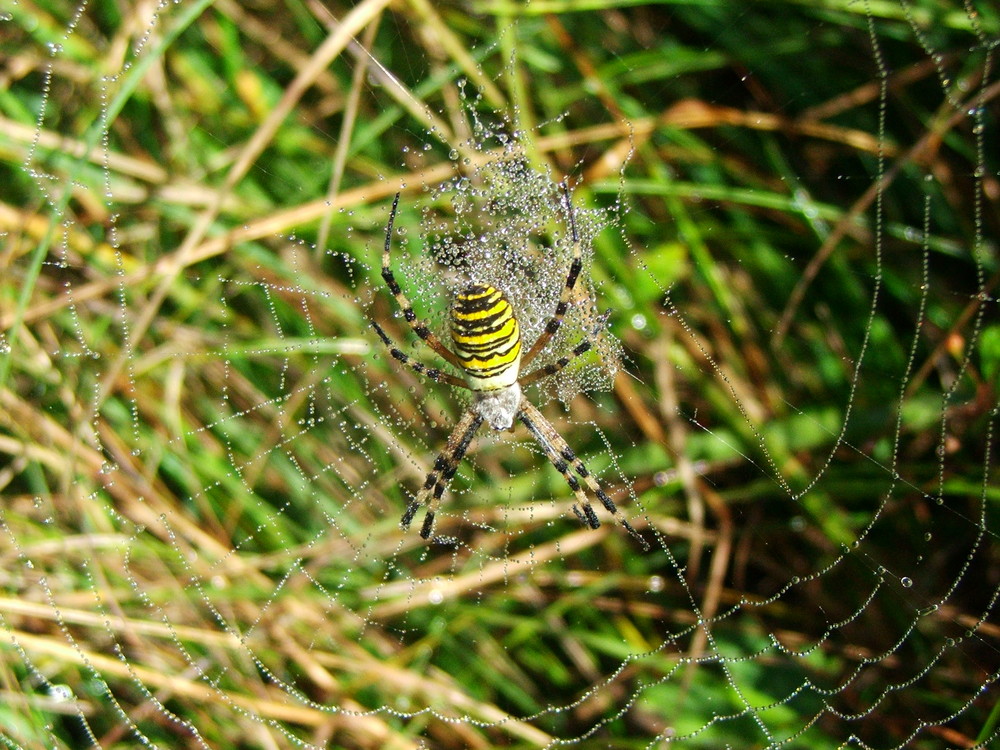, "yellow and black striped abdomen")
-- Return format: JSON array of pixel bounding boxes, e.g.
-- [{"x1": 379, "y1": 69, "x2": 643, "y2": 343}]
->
[{"x1": 450, "y1": 284, "x2": 522, "y2": 390}]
